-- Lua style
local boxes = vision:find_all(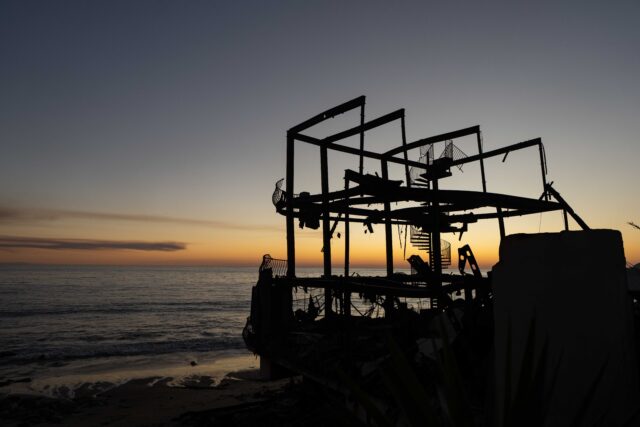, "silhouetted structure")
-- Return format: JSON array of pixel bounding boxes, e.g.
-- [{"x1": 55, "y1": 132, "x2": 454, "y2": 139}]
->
[{"x1": 243, "y1": 96, "x2": 594, "y2": 419}]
